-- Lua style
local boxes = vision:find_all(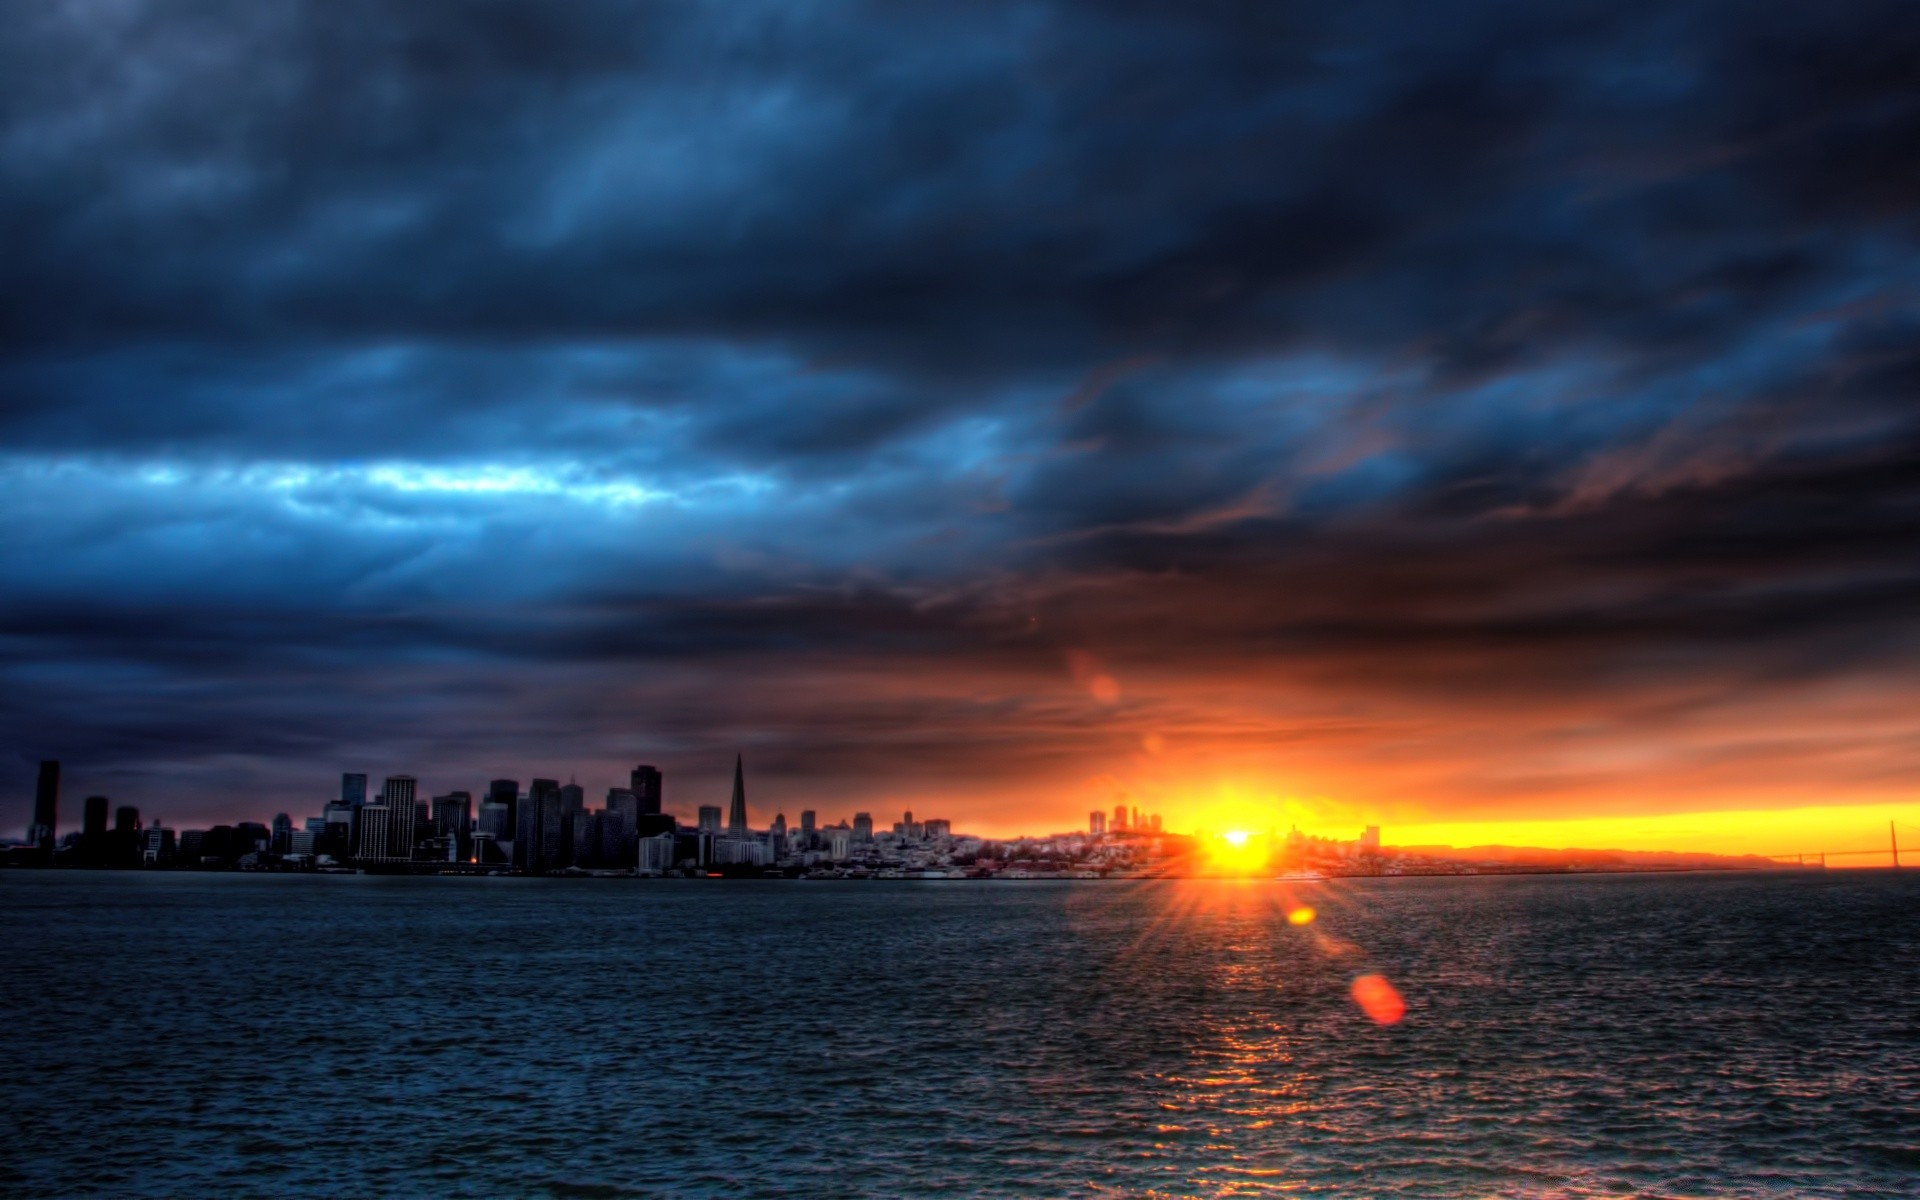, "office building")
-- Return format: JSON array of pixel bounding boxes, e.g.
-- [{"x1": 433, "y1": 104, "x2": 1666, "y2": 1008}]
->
[
  {"x1": 115, "y1": 806, "x2": 140, "y2": 833},
  {"x1": 853, "y1": 812, "x2": 873, "y2": 843},
  {"x1": 698, "y1": 805, "x2": 722, "y2": 834},
  {"x1": 521, "y1": 779, "x2": 557, "y2": 870},
  {"x1": 340, "y1": 773, "x2": 367, "y2": 807},
  {"x1": 524, "y1": 779, "x2": 563, "y2": 872},
  {"x1": 271, "y1": 813, "x2": 293, "y2": 855},
  {"x1": 83, "y1": 795, "x2": 109, "y2": 840},
  {"x1": 432, "y1": 792, "x2": 473, "y2": 840},
  {"x1": 1090, "y1": 811, "x2": 1106, "y2": 836},
  {"x1": 630, "y1": 765, "x2": 663, "y2": 815},
  {"x1": 560, "y1": 780, "x2": 585, "y2": 812},
  {"x1": 355, "y1": 804, "x2": 394, "y2": 861},
  {"x1": 800, "y1": 810, "x2": 817, "y2": 835},
  {"x1": 727, "y1": 755, "x2": 748, "y2": 837},
  {"x1": 923, "y1": 819, "x2": 950, "y2": 840},
  {"x1": 570, "y1": 811, "x2": 596, "y2": 867},
  {"x1": 486, "y1": 778, "x2": 518, "y2": 837},
  {"x1": 828, "y1": 824, "x2": 853, "y2": 861},
  {"x1": 637, "y1": 832, "x2": 676, "y2": 874},
  {"x1": 142, "y1": 823, "x2": 175, "y2": 866},
  {"x1": 603, "y1": 788, "x2": 639, "y2": 866},
  {"x1": 1113, "y1": 804, "x2": 1129, "y2": 832},
  {"x1": 30, "y1": 760, "x2": 59, "y2": 852},
  {"x1": 477, "y1": 799, "x2": 512, "y2": 838},
  {"x1": 381, "y1": 776, "x2": 418, "y2": 859}
]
